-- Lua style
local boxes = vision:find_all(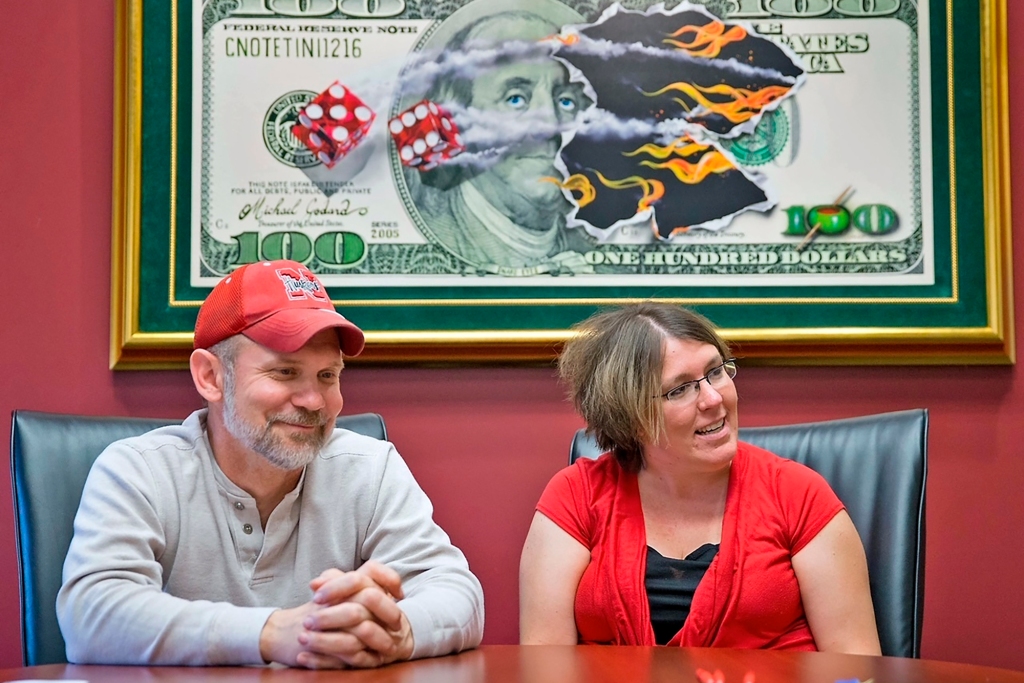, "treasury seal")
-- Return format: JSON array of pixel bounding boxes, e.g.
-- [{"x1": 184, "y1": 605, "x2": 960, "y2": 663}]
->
[
  {"x1": 723, "y1": 108, "x2": 789, "y2": 167},
  {"x1": 263, "y1": 90, "x2": 319, "y2": 168}
]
